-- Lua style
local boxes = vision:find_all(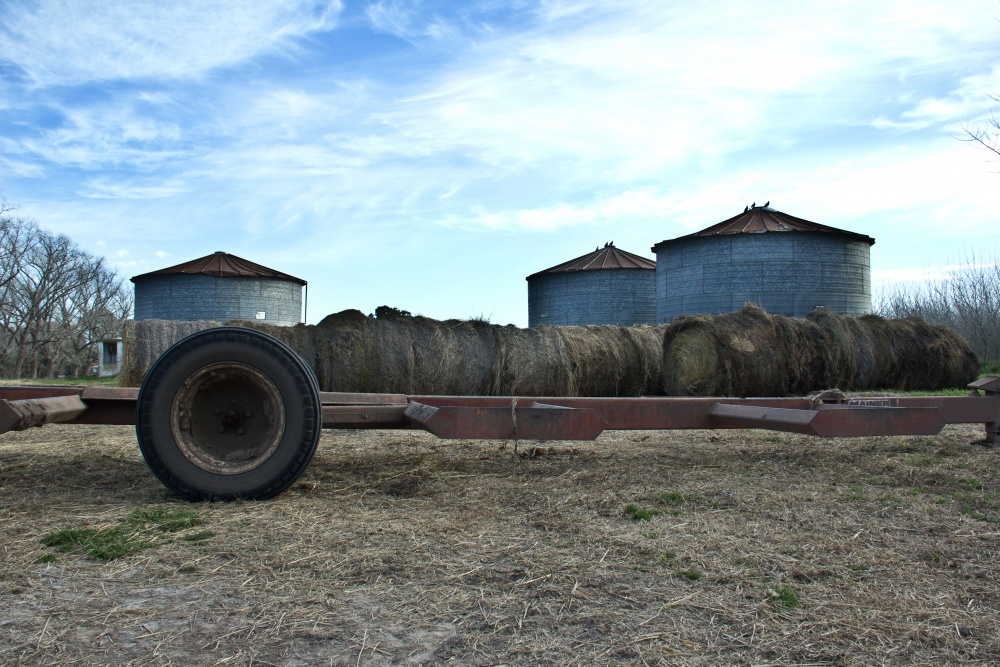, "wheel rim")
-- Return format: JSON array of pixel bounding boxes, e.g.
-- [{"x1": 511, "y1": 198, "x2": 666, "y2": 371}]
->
[{"x1": 170, "y1": 362, "x2": 287, "y2": 475}]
